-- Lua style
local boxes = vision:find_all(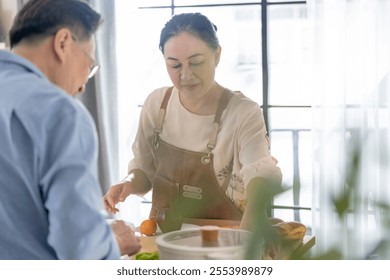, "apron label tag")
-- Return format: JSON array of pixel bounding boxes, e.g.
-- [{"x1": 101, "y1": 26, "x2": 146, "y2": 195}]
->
[
  {"x1": 183, "y1": 185, "x2": 202, "y2": 193},
  {"x1": 183, "y1": 192, "x2": 203, "y2": 200}
]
